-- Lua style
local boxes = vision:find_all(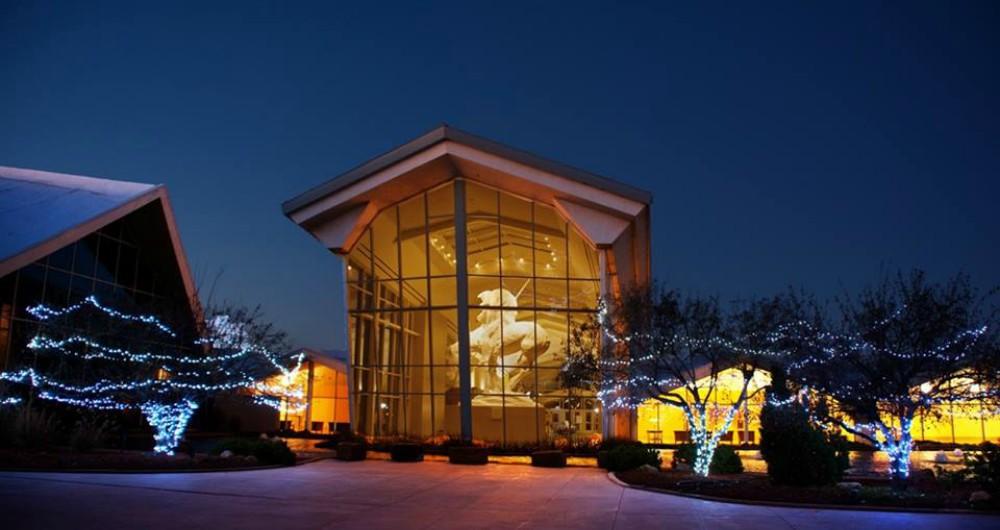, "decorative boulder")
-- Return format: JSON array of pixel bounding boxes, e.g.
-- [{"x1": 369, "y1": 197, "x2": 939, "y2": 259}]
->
[
  {"x1": 637, "y1": 464, "x2": 659, "y2": 473},
  {"x1": 448, "y1": 446, "x2": 488, "y2": 465},
  {"x1": 336, "y1": 442, "x2": 367, "y2": 461},
  {"x1": 531, "y1": 450, "x2": 566, "y2": 468},
  {"x1": 390, "y1": 442, "x2": 424, "y2": 462},
  {"x1": 836, "y1": 481, "x2": 862, "y2": 492},
  {"x1": 220, "y1": 450, "x2": 234, "y2": 458},
  {"x1": 970, "y1": 490, "x2": 992, "y2": 504}
]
